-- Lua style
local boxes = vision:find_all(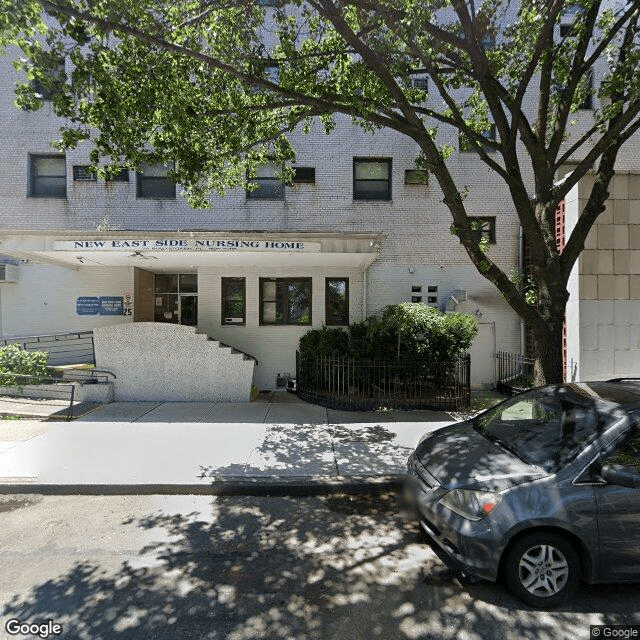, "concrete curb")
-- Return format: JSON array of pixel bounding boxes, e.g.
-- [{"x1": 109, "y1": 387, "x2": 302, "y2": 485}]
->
[{"x1": 0, "y1": 474, "x2": 406, "y2": 496}]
